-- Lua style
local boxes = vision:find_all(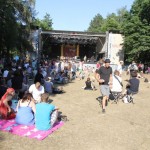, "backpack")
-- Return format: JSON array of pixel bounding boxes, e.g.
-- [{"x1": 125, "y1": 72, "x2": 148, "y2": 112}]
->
[{"x1": 109, "y1": 93, "x2": 115, "y2": 100}]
